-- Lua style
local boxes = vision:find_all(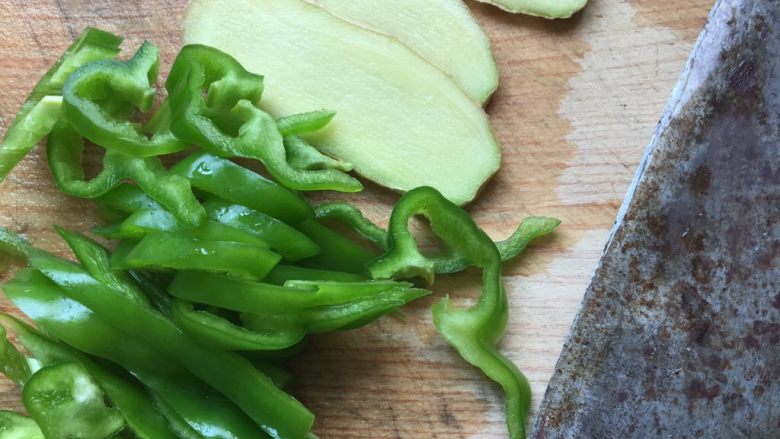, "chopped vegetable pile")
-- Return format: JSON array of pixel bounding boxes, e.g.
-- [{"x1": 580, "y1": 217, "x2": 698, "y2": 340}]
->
[{"x1": 0, "y1": 27, "x2": 559, "y2": 439}]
